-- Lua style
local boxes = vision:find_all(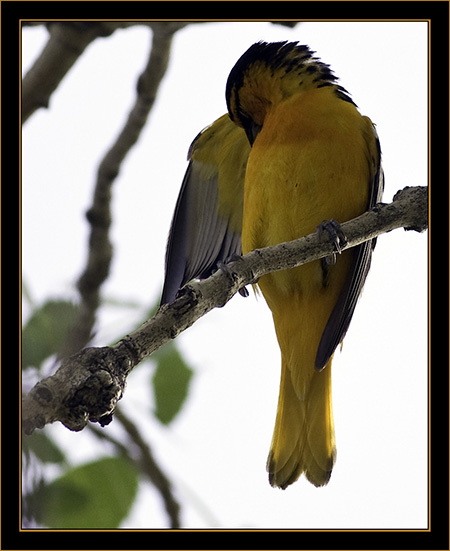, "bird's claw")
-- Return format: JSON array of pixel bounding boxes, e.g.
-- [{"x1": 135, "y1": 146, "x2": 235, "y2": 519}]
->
[
  {"x1": 217, "y1": 257, "x2": 251, "y2": 298},
  {"x1": 317, "y1": 219, "x2": 348, "y2": 265}
]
